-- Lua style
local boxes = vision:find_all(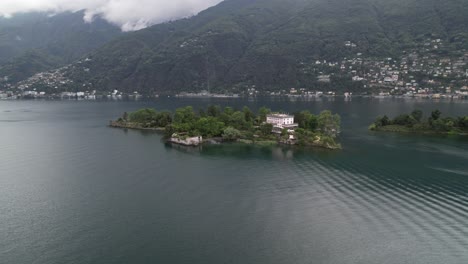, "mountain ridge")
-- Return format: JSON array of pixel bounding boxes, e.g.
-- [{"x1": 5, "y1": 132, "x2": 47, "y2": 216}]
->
[{"x1": 6, "y1": 0, "x2": 468, "y2": 94}]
